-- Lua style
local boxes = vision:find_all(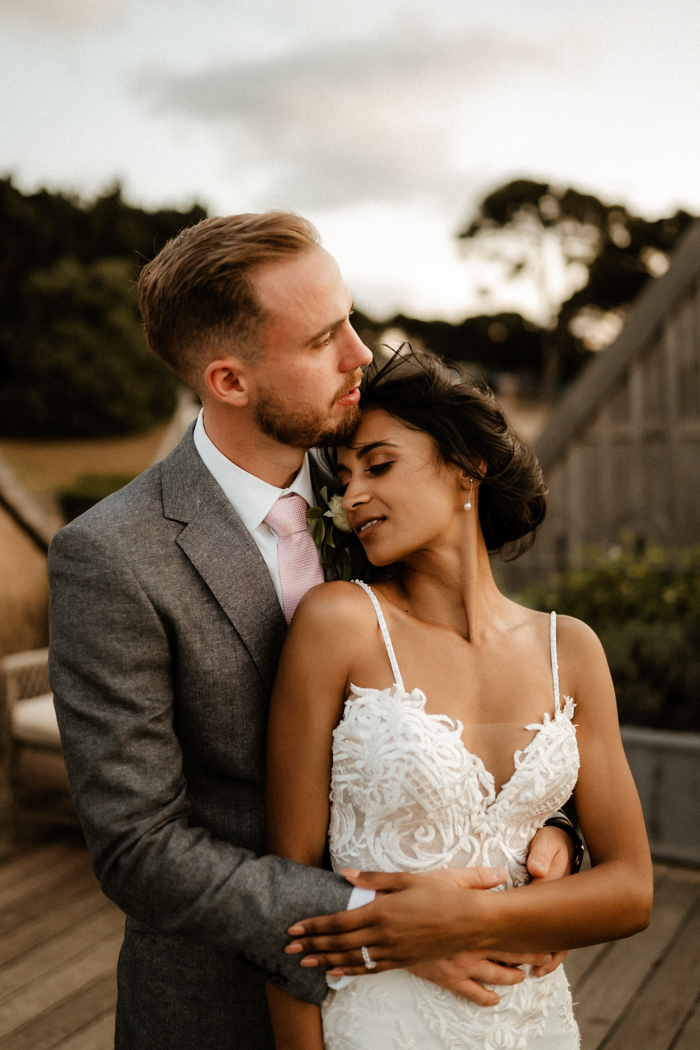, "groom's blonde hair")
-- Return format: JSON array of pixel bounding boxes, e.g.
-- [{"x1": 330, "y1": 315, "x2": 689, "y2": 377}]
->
[{"x1": 138, "y1": 212, "x2": 320, "y2": 389}]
